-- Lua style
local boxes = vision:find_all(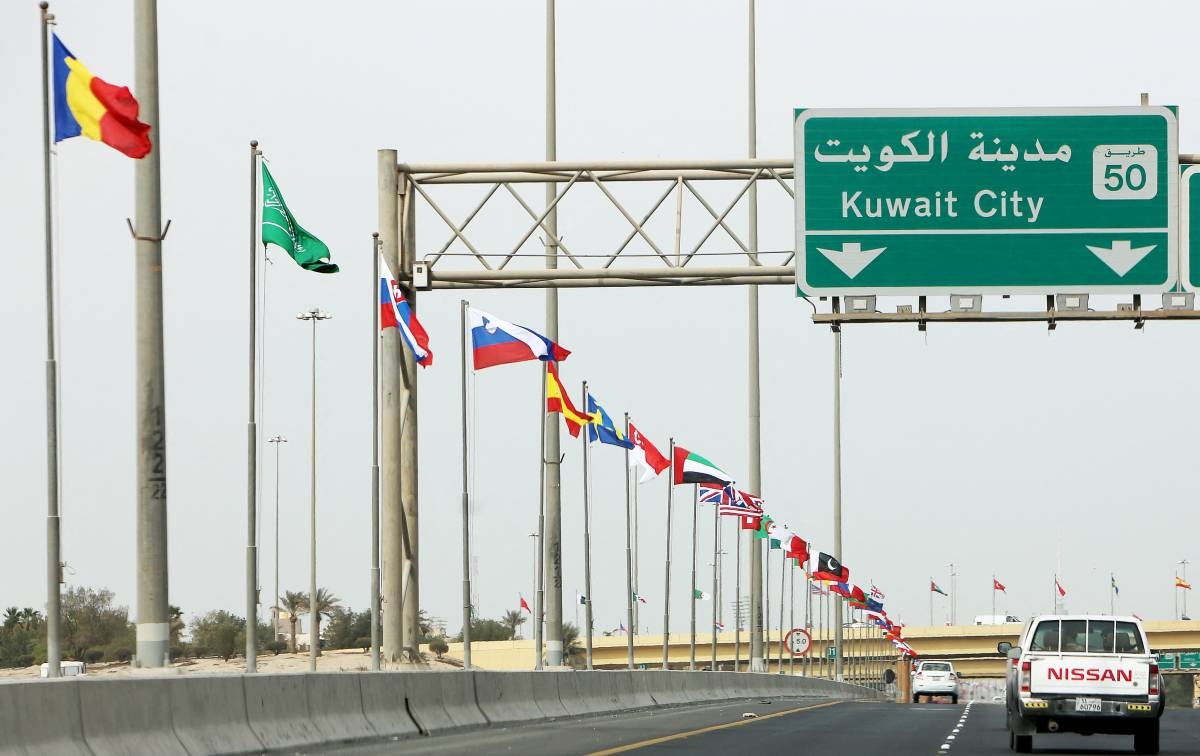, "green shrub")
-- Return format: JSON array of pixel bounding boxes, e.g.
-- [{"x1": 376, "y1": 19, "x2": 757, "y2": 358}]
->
[
  {"x1": 16, "y1": 654, "x2": 34, "y2": 668},
  {"x1": 265, "y1": 641, "x2": 287, "y2": 656},
  {"x1": 83, "y1": 648, "x2": 104, "y2": 664},
  {"x1": 354, "y1": 636, "x2": 371, "y2": 651},
  {"x1": 112, "y1": 647, "x2": 133, "y2": 663},
  {"x1": 428, "y1": 637, "x2": 449, "y2": 658}
]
